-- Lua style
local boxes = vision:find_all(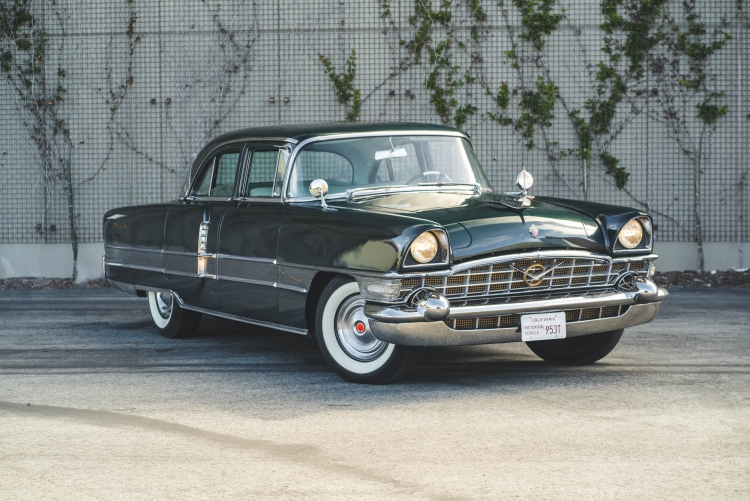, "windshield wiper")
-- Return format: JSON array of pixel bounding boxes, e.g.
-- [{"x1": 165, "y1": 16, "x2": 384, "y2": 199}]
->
[
  {"x1": 416, "y1": 182, "x2": 474, "y2": 187},
  {"x1": 416, "y1": 182, "x2": 487, "y2": 194},
  {"x1": 346, "y1": 183, "x2": 481, "y2": 201}
]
